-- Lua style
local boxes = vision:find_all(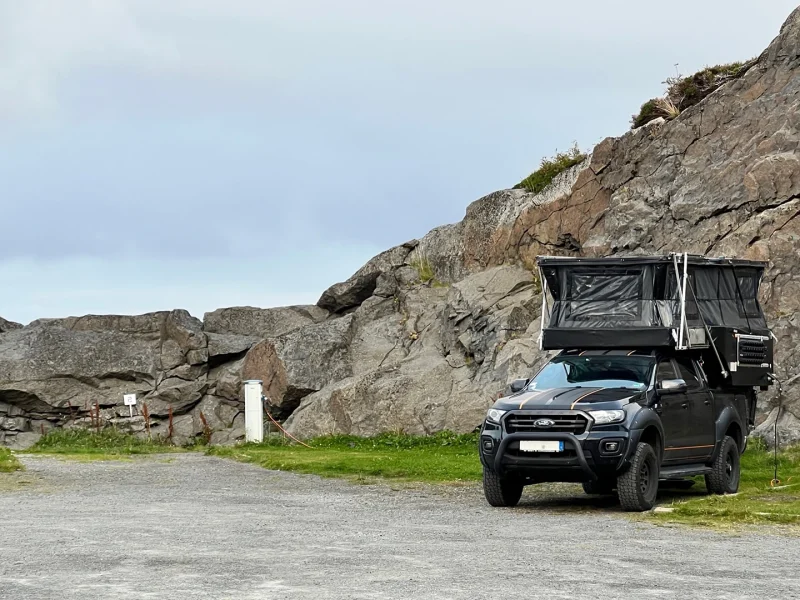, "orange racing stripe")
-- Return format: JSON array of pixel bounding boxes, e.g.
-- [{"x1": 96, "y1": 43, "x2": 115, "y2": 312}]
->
[
  {"x1": 569, "y1": 388, "x2": 601, "y2": 409},
  {"x1": 518, "y1": 389, "x2": 554, "y2": 410}
]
